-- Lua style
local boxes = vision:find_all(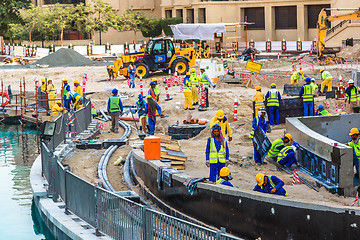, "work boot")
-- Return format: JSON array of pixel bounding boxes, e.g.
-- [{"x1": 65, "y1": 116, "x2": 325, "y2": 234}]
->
[
  {"x1": 184, "y1": 108, "x2": 188, "y2": 110},
  {"x1": 110, "y1": 128, "x2": 114, "y2": 132},
  {"x1": 193, "y1": 102, "x2": 198, "y2": 106},
  {"x1": 189, "y1": 108, "x2": 195, "y2": 110},
  {"x1": 114, "y1": 130, "x2": 119, "y2": 133}
]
